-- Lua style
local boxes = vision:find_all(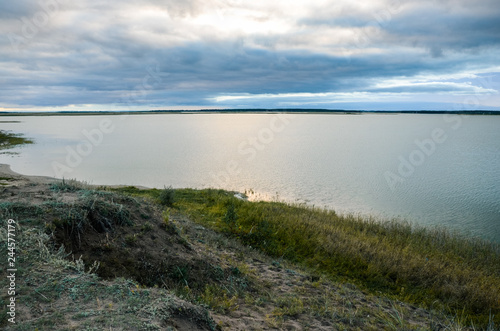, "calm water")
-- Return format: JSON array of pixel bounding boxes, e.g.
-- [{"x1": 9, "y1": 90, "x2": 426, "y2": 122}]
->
[{"x1": 1, "y1": 113, "x2": 500, "y2": 242}]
